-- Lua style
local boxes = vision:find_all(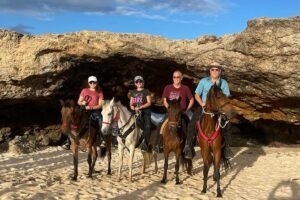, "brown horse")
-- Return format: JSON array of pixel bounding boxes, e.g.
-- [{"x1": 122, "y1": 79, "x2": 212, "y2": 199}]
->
[
  {"x1": 197, "y1": 83, "x2": 234, "y2": 197},
  {"x1": 60, "y1": 99, "x2": 112, "y2": 181},
  {"x1": 161, "y1": 97, "x2": 192, "y2": 185}
]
